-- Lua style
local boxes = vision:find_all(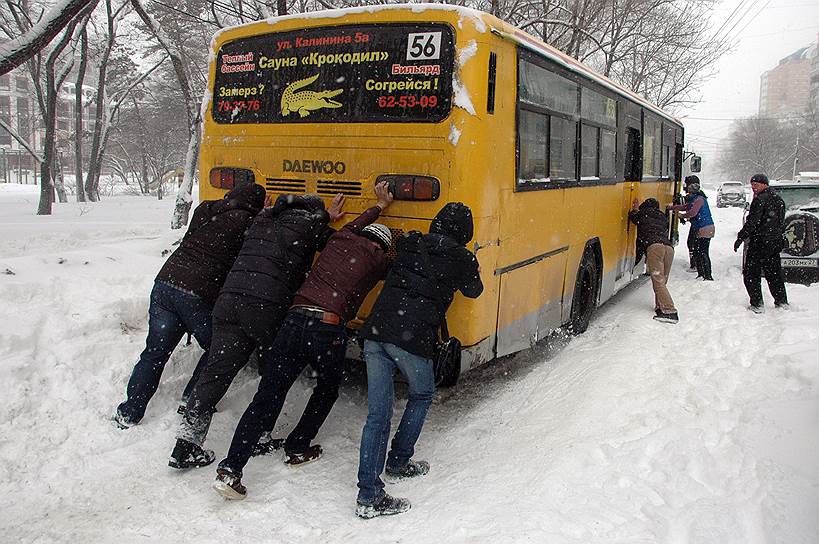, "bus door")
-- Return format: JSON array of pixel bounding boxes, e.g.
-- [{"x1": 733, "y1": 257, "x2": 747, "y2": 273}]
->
[{"x1": 616, "y1": 126, "x2": 642, "y2": 284}]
